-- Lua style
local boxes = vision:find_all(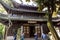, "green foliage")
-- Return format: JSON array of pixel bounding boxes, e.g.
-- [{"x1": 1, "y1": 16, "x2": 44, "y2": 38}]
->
[
  {"x1": 0, "y1": 0, "x2": 14, "y2": 13},
  {"x1": 44, "y1": 13, "x2": 48, "y2": 18},
  {"x1": 2, "y1": 0, "x2": 14, "y2": 8},
  {"x1": 35, "y1": 0, "x2": 44, "y2": 11},
  {"x1": 35, "y1": 0, "x2": 49, "y2": 5},
  {"x1": 0, "y1": 23, "x2": 5, "y2": 40},
  {"x1": 0, "y1": 4, "x2": 6, "y2": 13},
  {"x1": 0, "y1": 23, "x2": 5, "y2": 34},
  {"x1": 26, "y1": 0, "x2": 30, "y2": 2},
  {"x1": 0, "y1": 25, "x2": 3, "y2": 32},
  {"x1": 52, "y1": 11, "x2": 57, "y2": 18},
  {"x1": 35, "y1": 0, "x2": 43, "y2": 5}
]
